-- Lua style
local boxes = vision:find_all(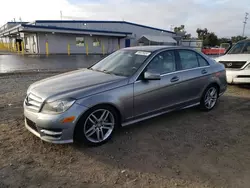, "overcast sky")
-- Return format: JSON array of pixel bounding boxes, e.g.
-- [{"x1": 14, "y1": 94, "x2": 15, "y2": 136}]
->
[{"x1": 1, "y1": 0, "x2": 249, "y2": 37}]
